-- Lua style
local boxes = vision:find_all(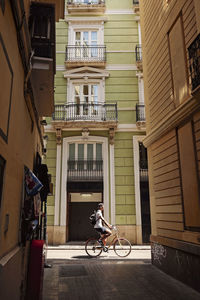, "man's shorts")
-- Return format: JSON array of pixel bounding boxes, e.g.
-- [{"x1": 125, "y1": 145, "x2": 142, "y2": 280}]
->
[{"x1": 95, "y1": 226, "x2": 108, "y2": 234}]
